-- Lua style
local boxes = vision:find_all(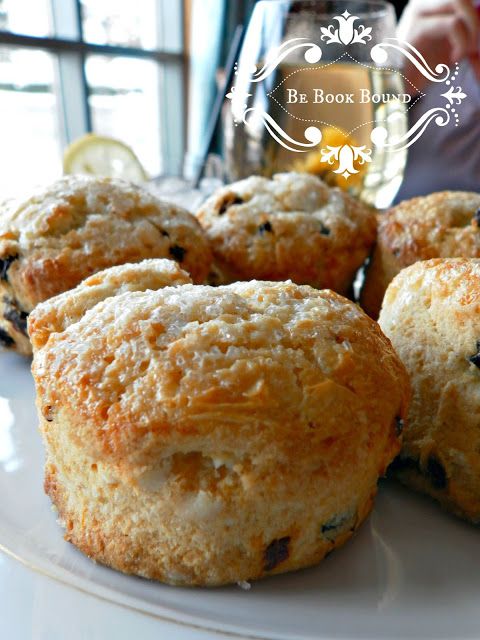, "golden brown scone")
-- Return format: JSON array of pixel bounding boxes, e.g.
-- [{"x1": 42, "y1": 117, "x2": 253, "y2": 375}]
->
[
  {"x1": 28, "y1": 258, "x2": 192, "y2": 351},
  {"x1": 379, "y1": 258, "x2": 480, "y2": 523},
  {"x1": 196, "y1": 172, "x2": 376, "y2": 292},
  {"x1": 0, "y1": 175, "x2": 212, "y2": 355},
  {"x1": 361, "y1": 191, "x2": 480, "y2": 319},
  {"x1": 31, "y1": 278, "x2": 409, "y2": 586}
]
